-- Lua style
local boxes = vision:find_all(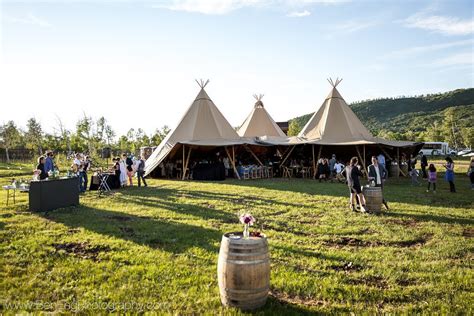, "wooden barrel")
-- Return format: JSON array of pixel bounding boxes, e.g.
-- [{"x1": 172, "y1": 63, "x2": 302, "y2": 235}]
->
[
  {"x1": 217, "y1": 232, "x2": 270, "y2": 310},
  {"x1": 390, "y1": 164, "x2": 399, "y2": 178},
  {"x1": 362, "y1": 186, "x2": 383, "y2": 213}
]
